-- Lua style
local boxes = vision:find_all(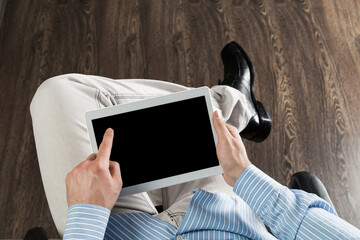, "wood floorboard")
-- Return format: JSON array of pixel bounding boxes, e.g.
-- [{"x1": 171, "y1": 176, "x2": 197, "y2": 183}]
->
[{"x1": 1, "y1": 0, "x2": 359, "y2": 238}]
